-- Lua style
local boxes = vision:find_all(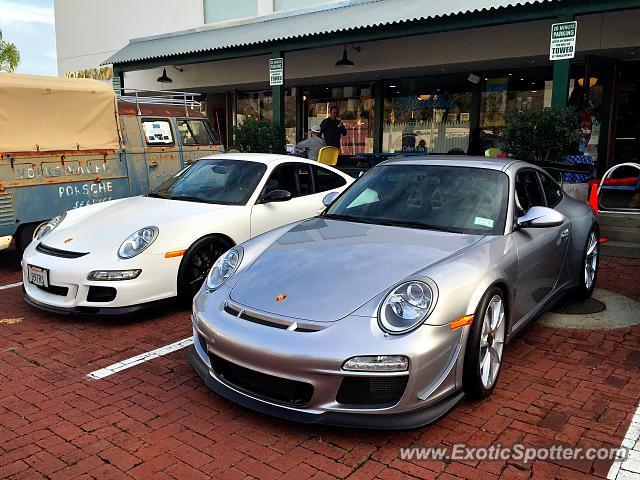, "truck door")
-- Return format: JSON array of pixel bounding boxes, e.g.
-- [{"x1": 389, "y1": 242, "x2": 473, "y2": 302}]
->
[
  {"x1": 140, "y1": 118, "x2": 182, "y2": 191},
  {"x1": 119, "y1": 114, "x2": 149, "y2": 196}
]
